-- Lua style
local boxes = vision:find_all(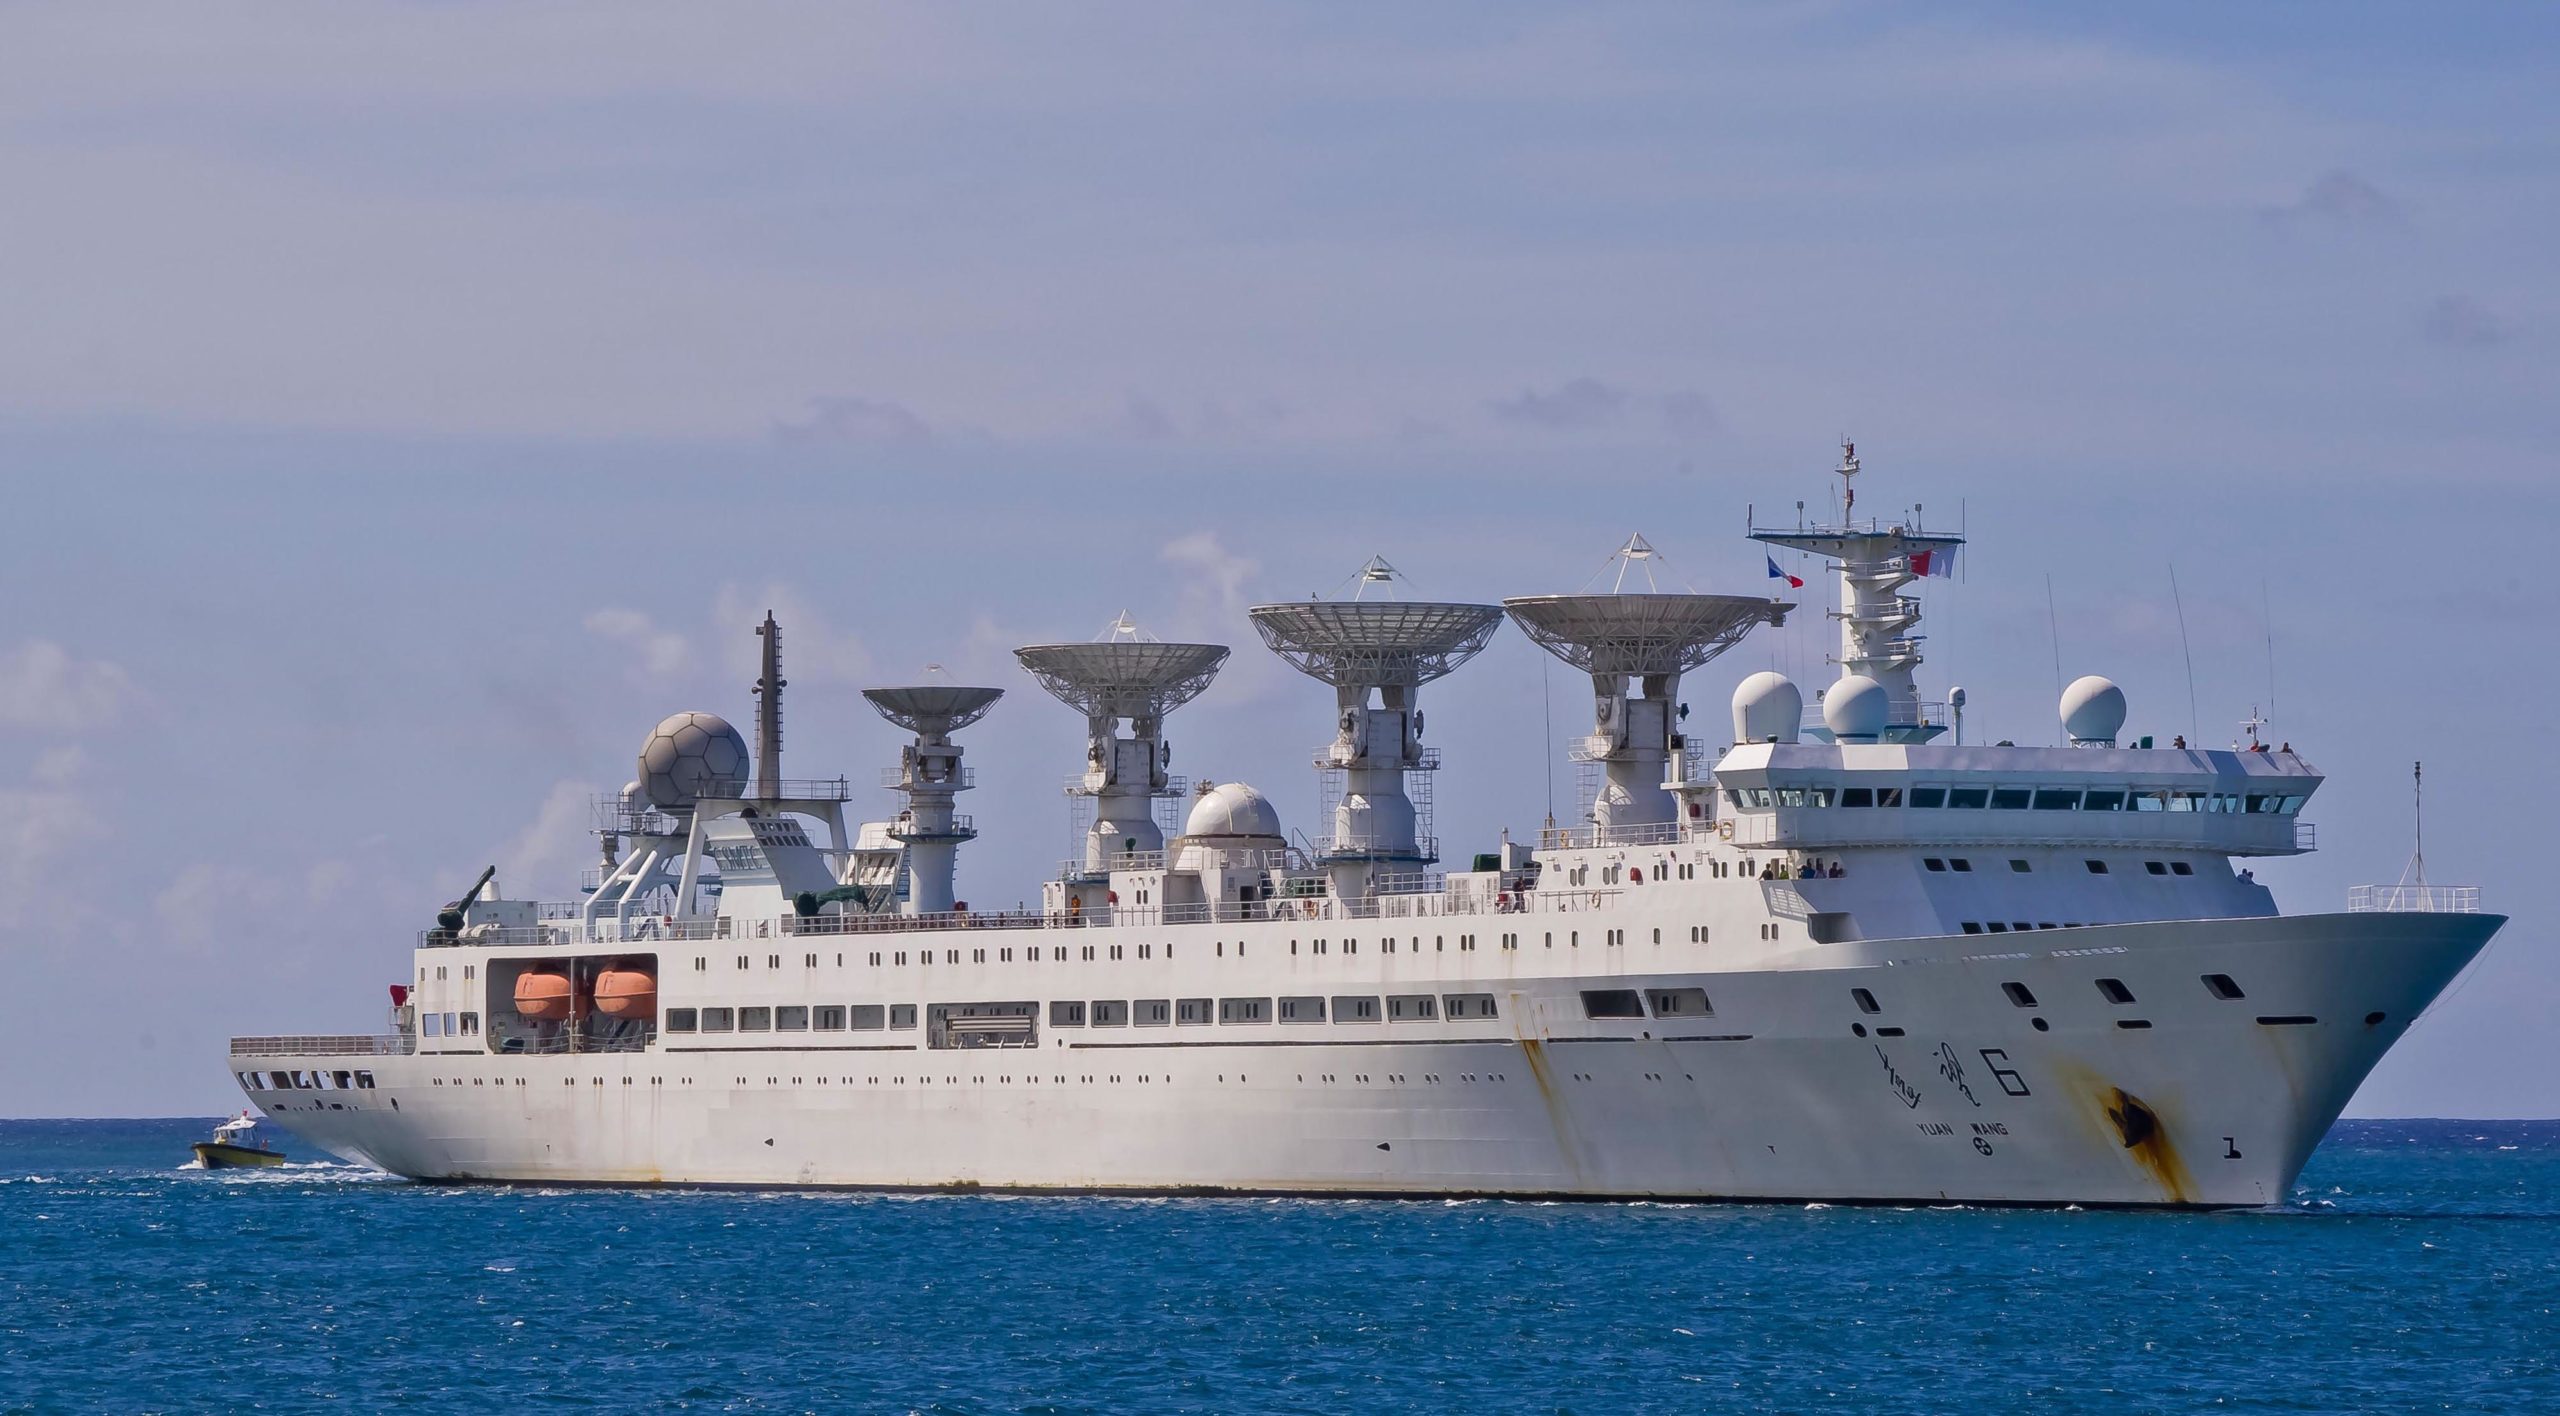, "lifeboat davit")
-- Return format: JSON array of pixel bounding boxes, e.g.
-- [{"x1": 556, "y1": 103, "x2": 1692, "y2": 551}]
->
[
  {"x1": 514, "y1": 971, "x2": 574, "y2": 1021},
  {"x1": 592, "y1": 967, "x2": 658, "y2": 1020}
]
